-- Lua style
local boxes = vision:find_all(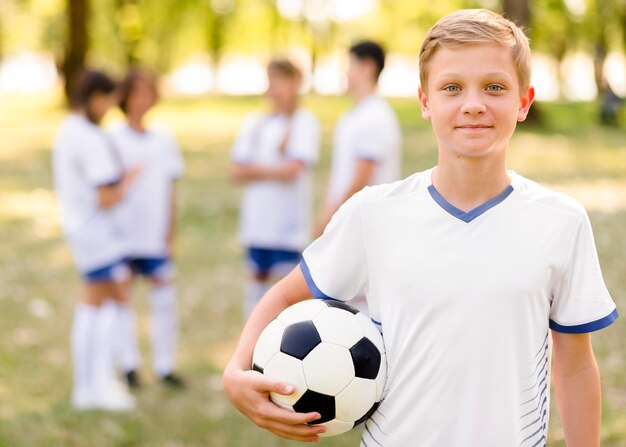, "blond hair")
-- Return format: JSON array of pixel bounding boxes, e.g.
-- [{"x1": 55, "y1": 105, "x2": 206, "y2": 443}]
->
[
  {"x1": 419, "y1": 9, "x2": 531, "y2": 92},
  {"x1": 267, "y1": 58, "x2": 302, "y2": 81}
]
